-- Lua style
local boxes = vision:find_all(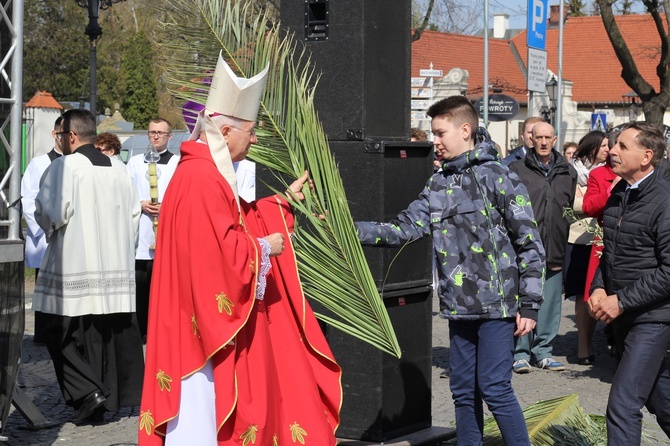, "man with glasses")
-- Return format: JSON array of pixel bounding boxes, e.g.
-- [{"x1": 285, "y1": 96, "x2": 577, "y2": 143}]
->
[
  {"x1": 21, "y1": 116, "x2": 64, "y2": 343},
  {"x1": 33, "y1": 109, "x2": 143, "y2": 423},
  {"x1": 126, "y1": 118, "x2": 180, "y2": 341},
  {"x1": 139, "y1": 54, "x2": 341, "y2": 445}
]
